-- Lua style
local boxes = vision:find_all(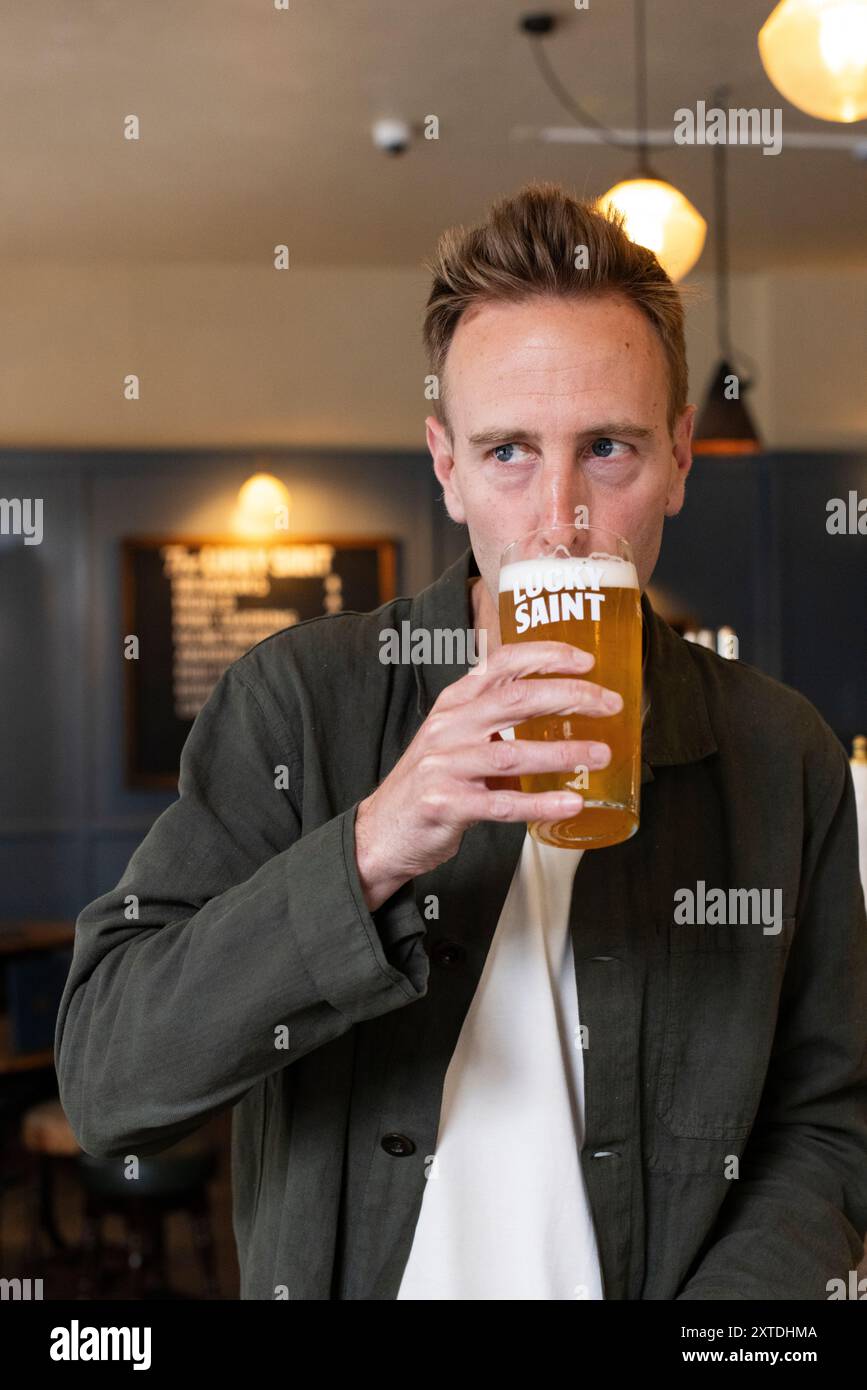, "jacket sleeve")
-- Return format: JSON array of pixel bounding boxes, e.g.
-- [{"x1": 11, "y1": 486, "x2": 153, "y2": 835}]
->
[
  {"x1": 676, "y1": 737, "x2": 867, "y2": 1299},
  {"x1": 54, "y1": 661, "x2": 429, "y2": 1160}
]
